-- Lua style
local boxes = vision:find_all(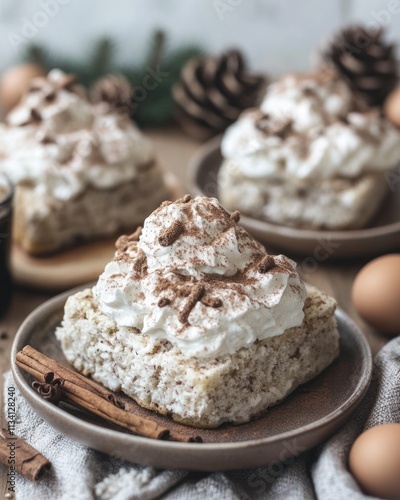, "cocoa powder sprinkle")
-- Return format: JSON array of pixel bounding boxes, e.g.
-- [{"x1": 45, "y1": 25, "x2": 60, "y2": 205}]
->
[
  {"x1": 176, "y1": 194, "x2": 191, "y2": 203},
  {"x1": 158, "y1": 297, "x2": 171, "y2": 307},
  {"x1": 133, "y1": 251, "x2": 147, "y2": 274},
  {"x1": 258, "y1": 255, "x2": 275, "y2": 273},
  {"x1": 159, "y1": 220, "x2": 184, "y2": 247},
  {"x1": 201, "y1": 296, "x2": 222, "y2": 308},
  {"x1": 230, "y1": 210, "x2": 241, "y2": 223}
]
